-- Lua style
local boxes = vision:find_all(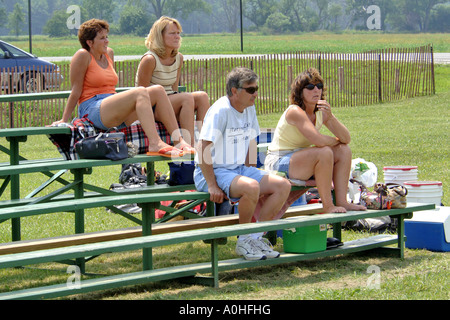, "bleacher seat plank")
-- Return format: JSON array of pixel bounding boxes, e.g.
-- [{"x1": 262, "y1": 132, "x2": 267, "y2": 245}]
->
[
  {"x1": 0, "y1": 153, "x2": 193, "y2": 177},
  {"x1": 0, "y1": 234, "x2": 399, "y2": 300},
  {"x1": 0, "y1": 191, "x2": 210, "y2": 220},
  {"x1": 0, "y1": 87, "x2": 133, "y2": 104},
  {"x1": 0, "y1": 204, "x2": 435, "y2": 270},
  {"x1": 284, "y1": 203, "x2": 323, "y2": 216},
  {"x1": 0, "y1": 215, "x2": 239, "y2": 255},
  {"x1": 0, "y1": 262, "x2": 212, "y2": 300},
  {"x1": 0, "y1": 127, "x2": 70, "y2": 138},
  {"x1": 0, "y1": 204, "x2": 327, "y2": 256},
  {"x1": 0, "y1": 184, "x2": 197, "y2": 210}
]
